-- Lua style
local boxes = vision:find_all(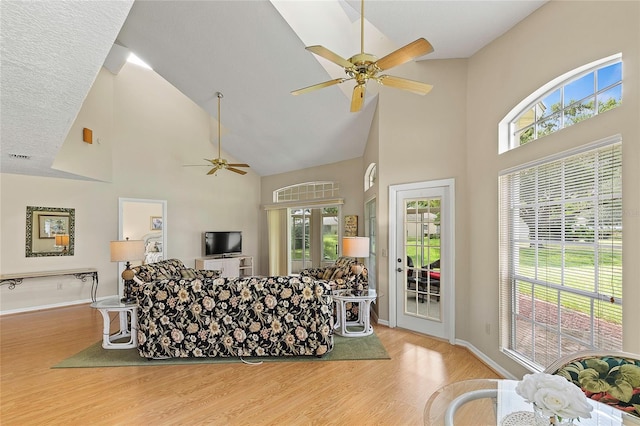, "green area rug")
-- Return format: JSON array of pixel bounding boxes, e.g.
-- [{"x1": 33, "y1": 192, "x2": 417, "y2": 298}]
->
[{"x1": 53, "y1": 333, "x2": 389, "y2": 368}]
